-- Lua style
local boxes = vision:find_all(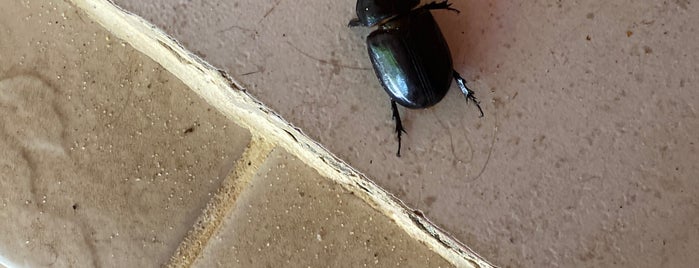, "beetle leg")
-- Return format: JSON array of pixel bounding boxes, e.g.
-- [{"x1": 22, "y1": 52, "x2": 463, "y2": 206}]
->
[
  {"x1": 453, "y1": 71, "x2": 485, "y2": 117},
  {"x1": 421, "y1": 1, "x2": 460, "y2": 14},
  {"x1": 391, "y1": 100, "x2": 407, "y2": 157},
  {"x1": 348, "y1": 18, "x2": 361, "y2": 27}
]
